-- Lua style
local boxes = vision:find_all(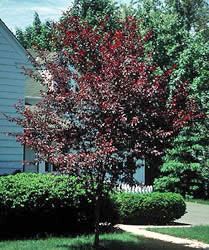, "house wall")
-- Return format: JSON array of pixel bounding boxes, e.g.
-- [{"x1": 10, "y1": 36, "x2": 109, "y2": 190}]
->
[{"x1": 0, "y1": 21, "x2": 29, "y2": 174}]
